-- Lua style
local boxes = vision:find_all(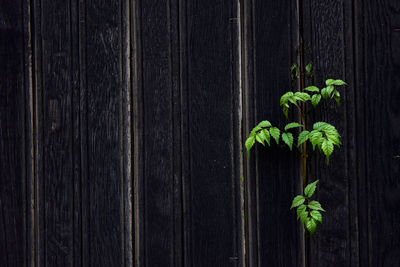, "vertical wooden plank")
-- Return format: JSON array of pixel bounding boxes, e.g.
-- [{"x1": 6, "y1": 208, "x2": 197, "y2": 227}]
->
[
  {"x1": 0, "y1": 1, "x2": 32, "y2": 266},
  {"x1": 135, "y1": 0, "x2": 183, "y2": 266},
  {"x1": 78, "y1": 0, "x2": 89, "y2": 265},
  {"x1": 355, "y1": 0, "x2": 400, "y2": 265},
  {"x1": 182, "y1": 0, "x2": 242, "y2": 266},
  {"x1": 242, "y1": 0, "x2": 301, "y2": 266},
  {"x1": 35, "y1": 0, "x2": 76, "y2": 265},
  {"x1": 301, "y1": 0, "x2": 358, "y2": 266},
  {"x1": 22, "y1": 0, "x2": 36, "y2": 266},
  {"x1": 85, "y1": 0, "x2": 131, "y2": 265},
  {"x1": 131, "y1": 0, "x2": 144, "y2": 266}
]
